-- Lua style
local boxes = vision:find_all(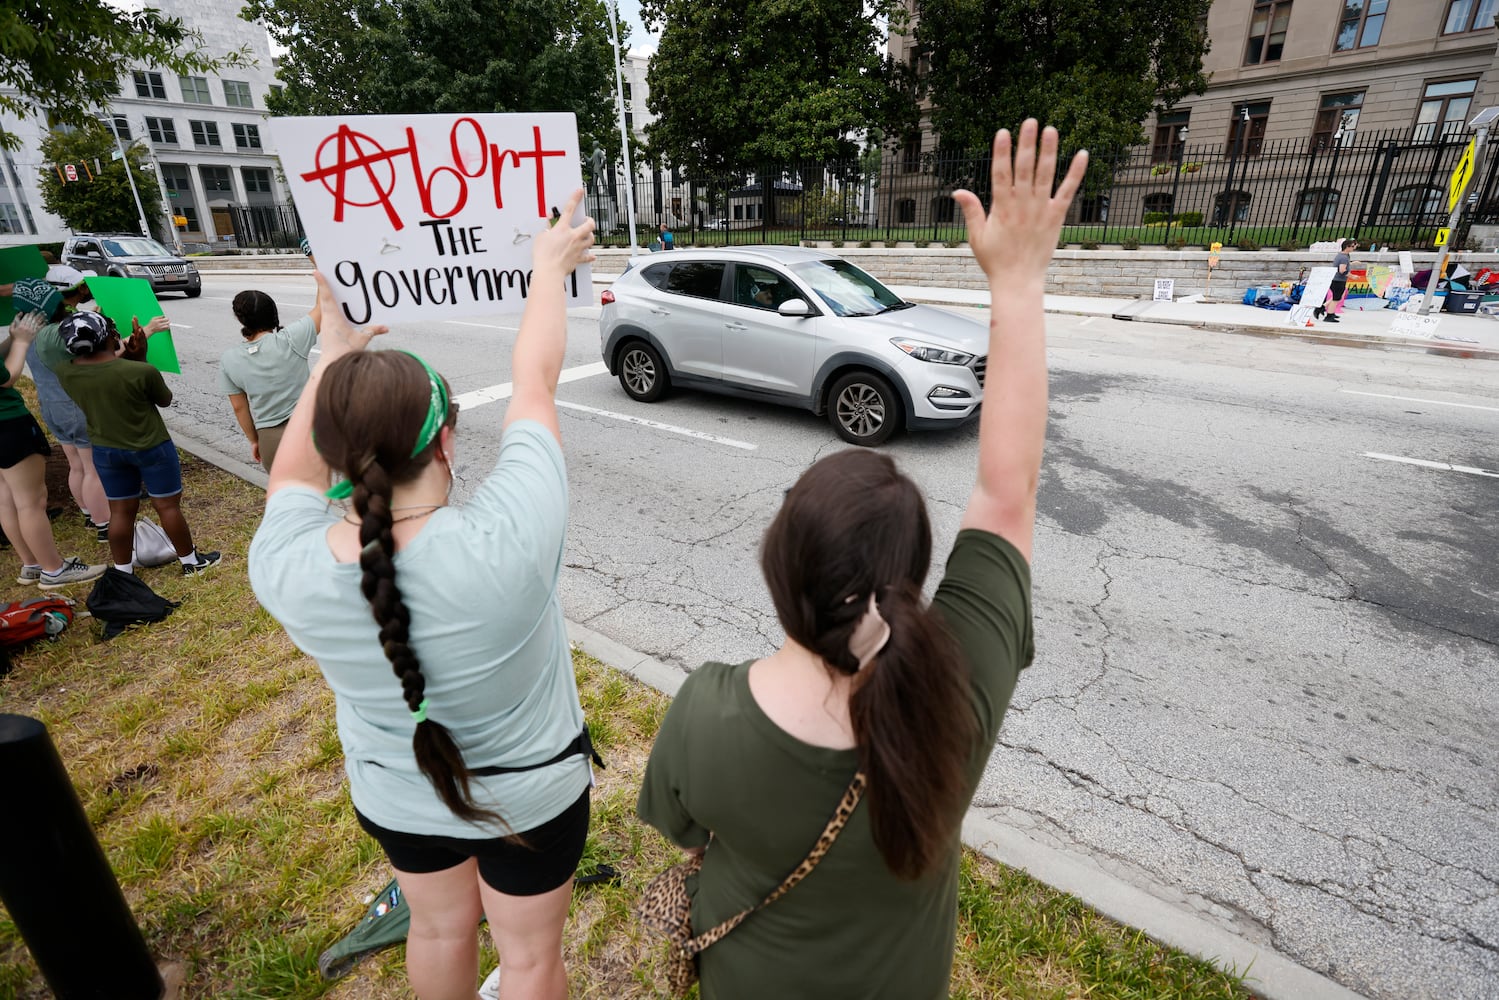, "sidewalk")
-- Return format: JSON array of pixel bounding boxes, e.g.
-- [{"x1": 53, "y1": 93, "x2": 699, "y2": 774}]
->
[{"x1": 887, "y1": 283, "x2": 1499, "y2": 360}]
